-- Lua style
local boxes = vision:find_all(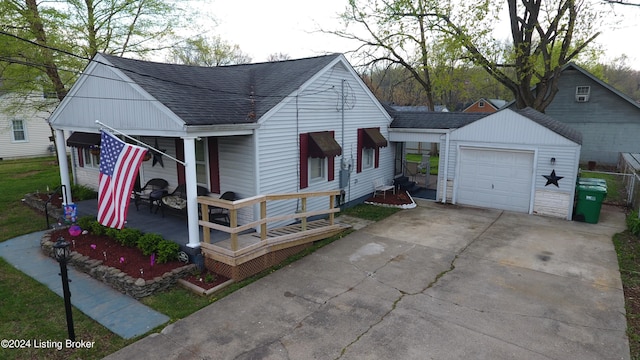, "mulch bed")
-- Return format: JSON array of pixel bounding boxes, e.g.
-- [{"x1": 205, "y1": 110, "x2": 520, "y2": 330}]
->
[{"x1": 365, "y1": 190, "x2": 415, "y2": 207}]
